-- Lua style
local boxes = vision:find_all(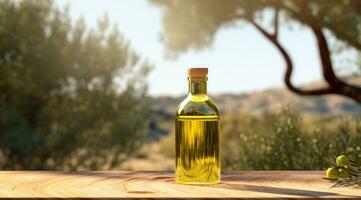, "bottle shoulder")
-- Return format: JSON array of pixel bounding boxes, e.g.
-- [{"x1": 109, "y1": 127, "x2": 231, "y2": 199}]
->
[{"x1": 176, "y1": 94, "x2": 220, "y2": 117}]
